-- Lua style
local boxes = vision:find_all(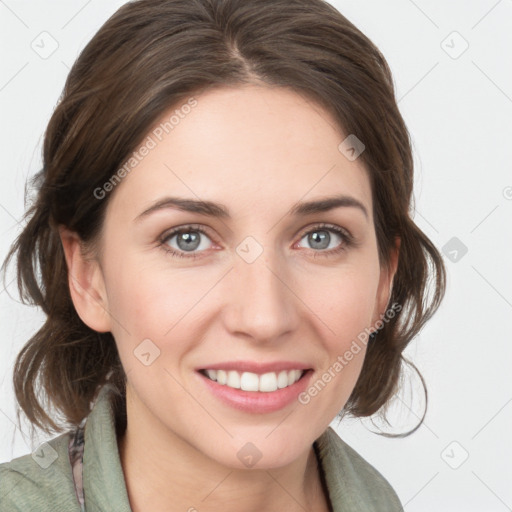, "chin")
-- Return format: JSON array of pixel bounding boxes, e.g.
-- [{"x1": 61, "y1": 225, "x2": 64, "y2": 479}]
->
[{"x1": 192, "y1": 423, "x2": 316, "y2": 470}]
